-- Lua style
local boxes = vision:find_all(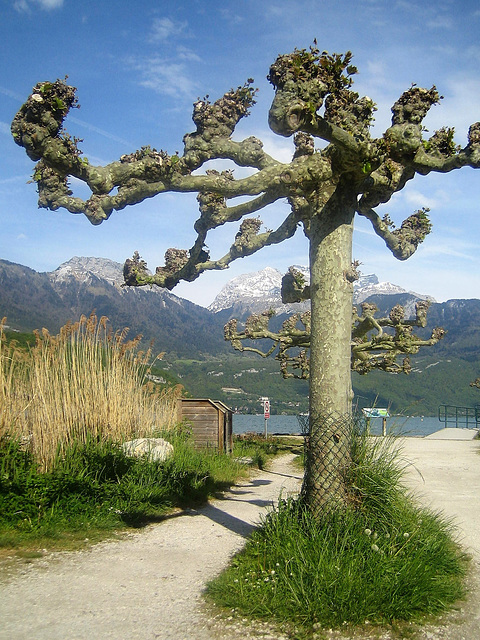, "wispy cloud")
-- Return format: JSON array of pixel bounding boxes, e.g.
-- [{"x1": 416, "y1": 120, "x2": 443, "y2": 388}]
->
[
  {"x1": 0, "y1": 84, "x2": 133, "y2": 149},
  {"x1": 418, "y1": 239, "x2": 477, "y2": 262},
  {"x1": 0, "y1": 85, "x2": 23, "y2": 102},
  {"x1": 394, "y1": 0, "x2": 454, "y2": 29},
  {"x1": 0, "y1": 175, "x2": 28, "y2": 186},
  {"x1": 127, "y1": 55, "x2": 199, "y2": 99},
  {"x1": 176, "y1": 46, "x2": 202, "y2": 63},
  {"x1": 220, "y1": 8, "x2": 244, "y2": 26},
  {"x1": 403, "y1": 189, "x2": 445, "y2": 211},
  {"x1": 149, "y1": 17, "x2": 188, "y2": 43},
  {"x1": 68, "y1": 116, "x2": 134, "y2": 148},
  {"x1": 425, "y1": 15, "x2": 453, "y2": 30},
  {"x1": 424, "y1": 75, "x2": 480, "y2": 142},
  {"x1": 14, "y1": 0, "x2": 64, "y2": 12}
]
